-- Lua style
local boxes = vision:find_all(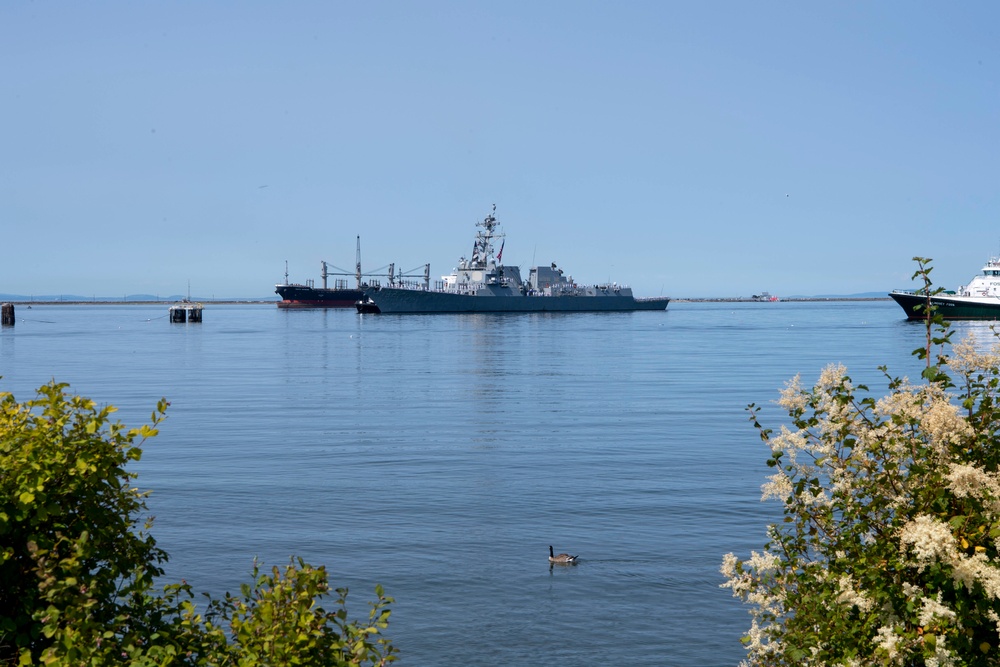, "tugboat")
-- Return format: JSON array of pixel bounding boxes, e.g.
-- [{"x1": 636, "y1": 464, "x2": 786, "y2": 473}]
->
[
  {"x1": 890, "y1": 257, "x2": 1000, "y2": 320},
  {"x1": 356, "y1": 206, "x2": 670, "y2": 314}
]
